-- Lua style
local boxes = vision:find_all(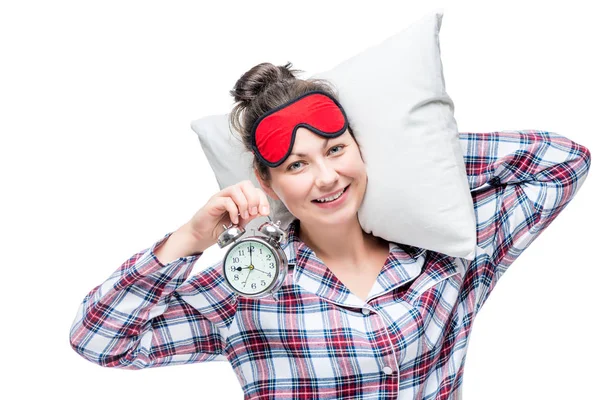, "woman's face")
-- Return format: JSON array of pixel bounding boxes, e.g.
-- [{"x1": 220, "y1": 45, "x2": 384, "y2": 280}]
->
[{"x1": 257, "y1": 127, "x2": 368, "y2": 227}]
